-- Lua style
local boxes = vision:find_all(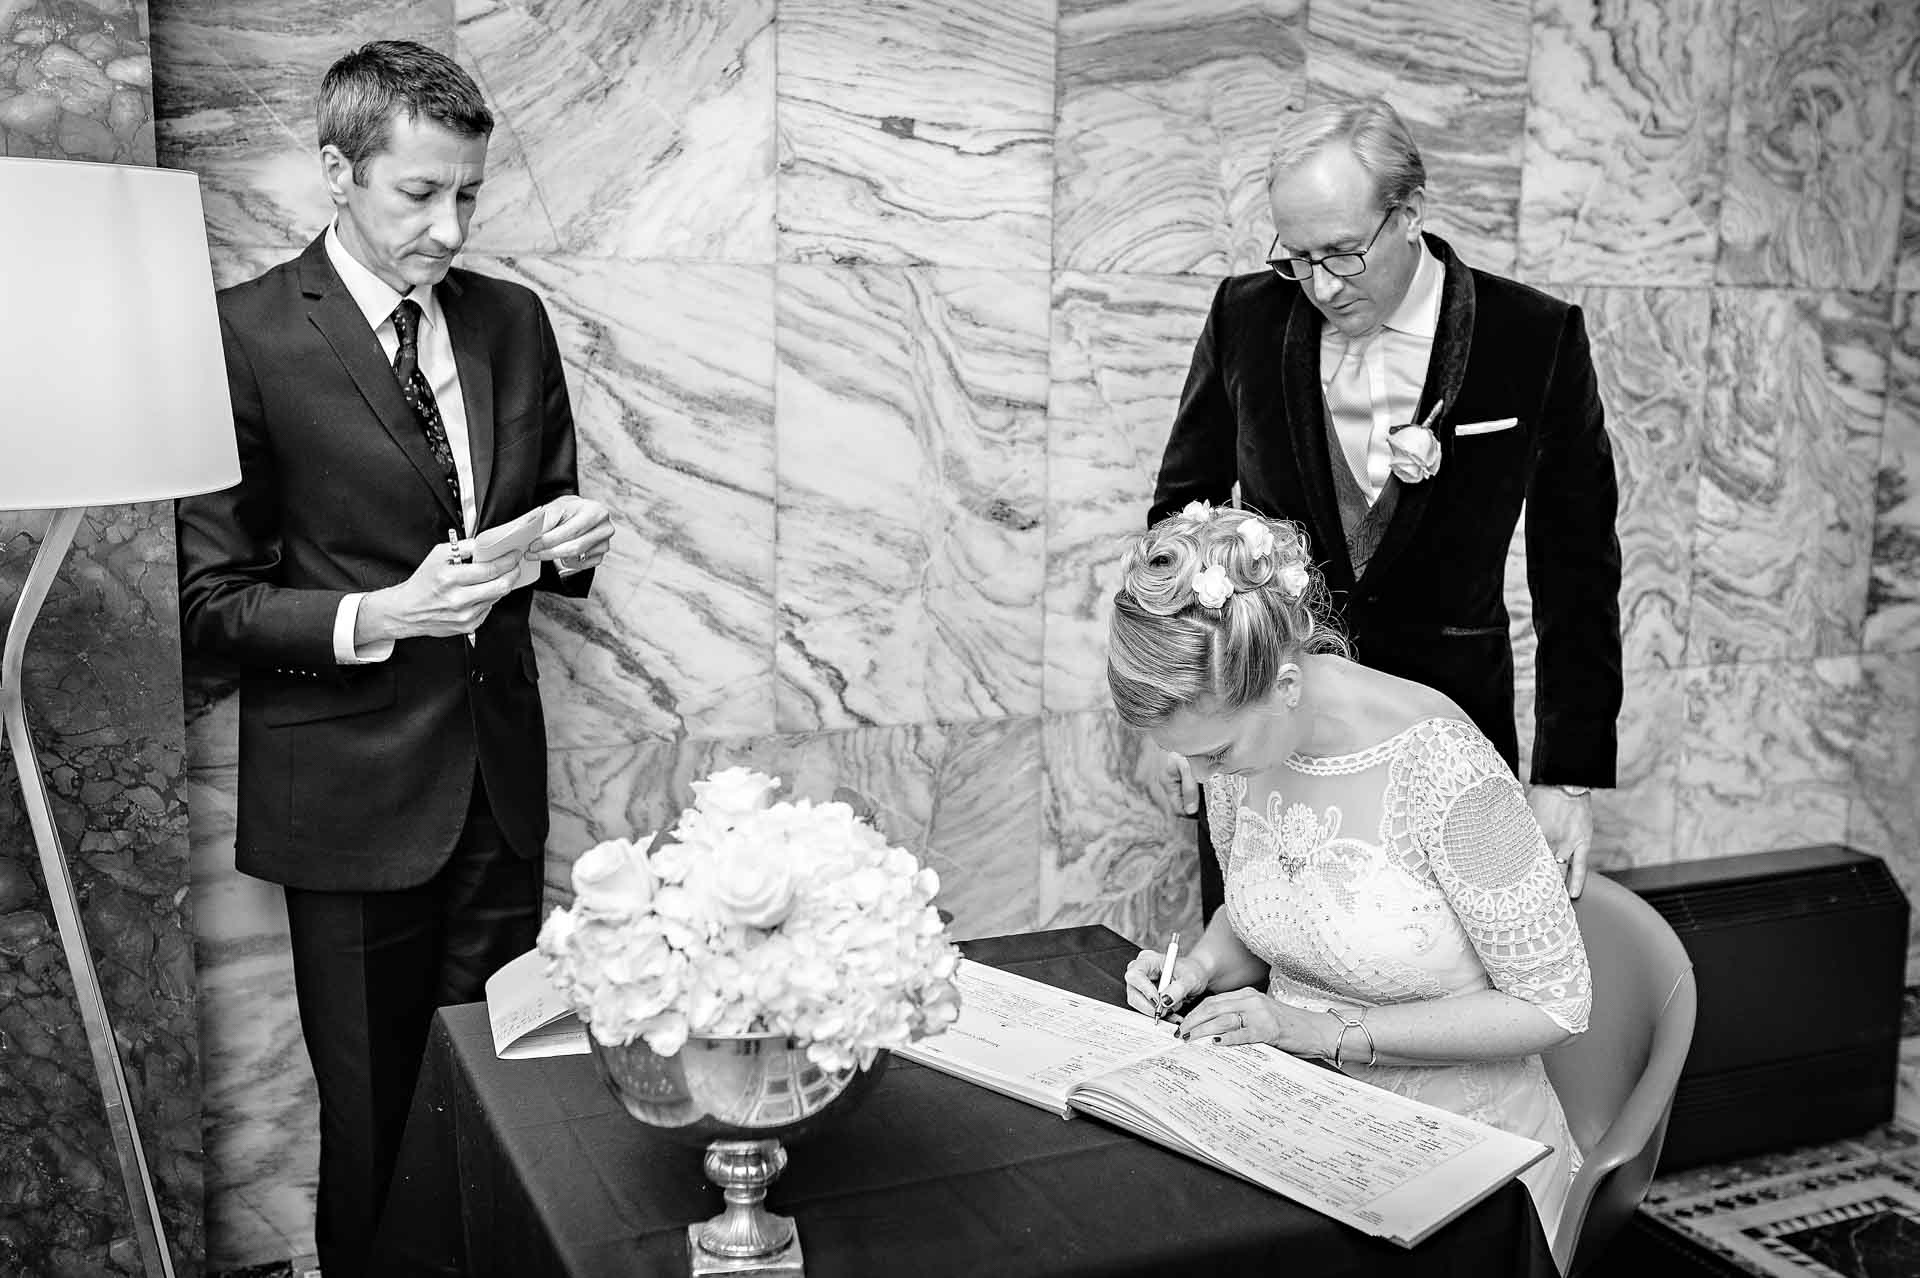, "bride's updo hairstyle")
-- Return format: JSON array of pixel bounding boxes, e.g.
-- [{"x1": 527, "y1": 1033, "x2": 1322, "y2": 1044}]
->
[{"x1": 1108, "y1": 504, "x2": 1346, "y2": 728}]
